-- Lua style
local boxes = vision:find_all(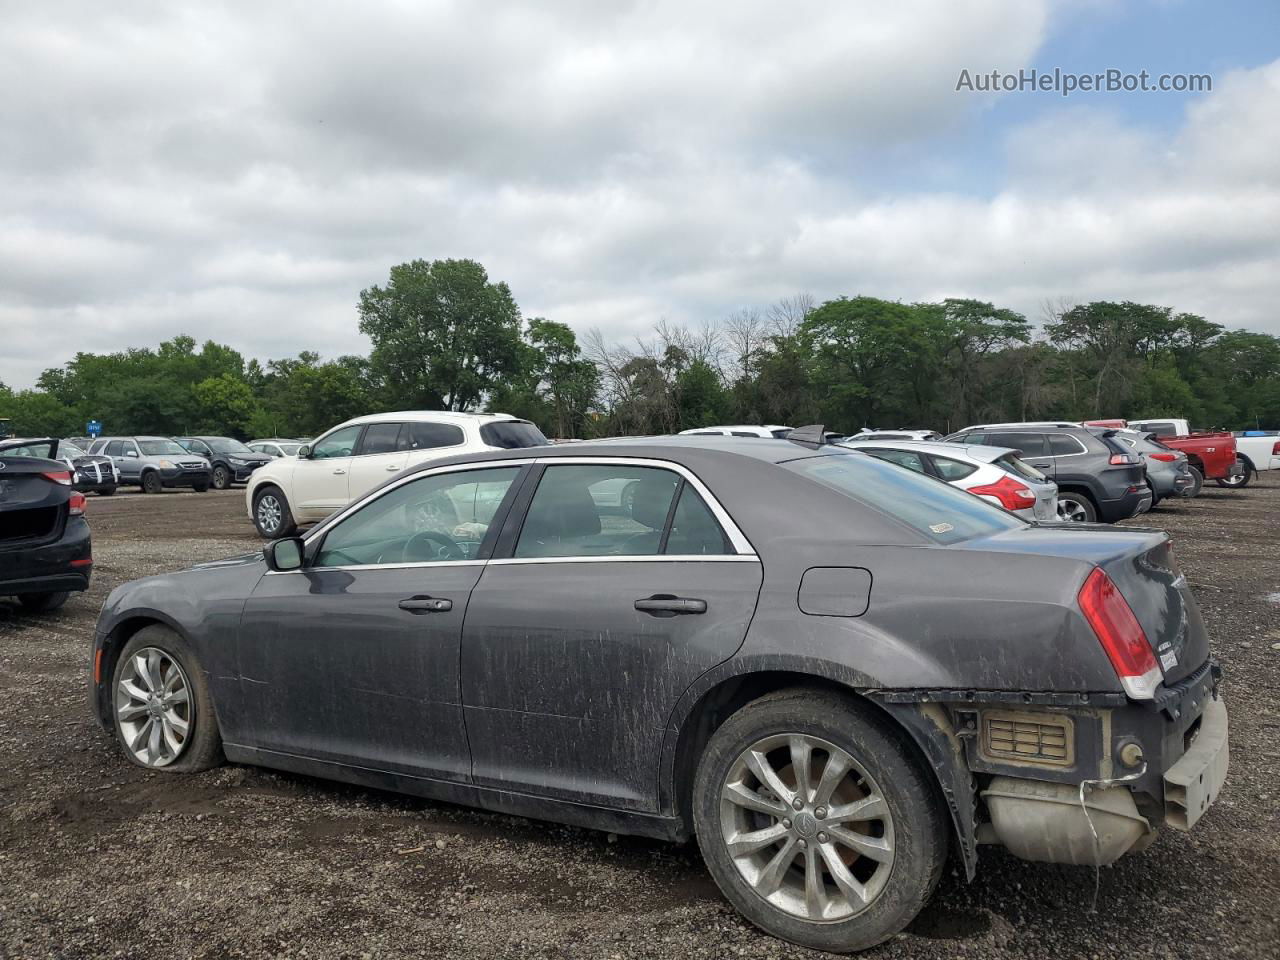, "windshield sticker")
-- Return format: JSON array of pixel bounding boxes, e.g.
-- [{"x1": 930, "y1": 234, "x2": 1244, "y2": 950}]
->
[{"x1": 929, "y1": 522, "x2": 954, "y2": 534}]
